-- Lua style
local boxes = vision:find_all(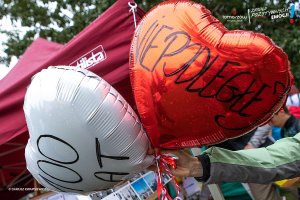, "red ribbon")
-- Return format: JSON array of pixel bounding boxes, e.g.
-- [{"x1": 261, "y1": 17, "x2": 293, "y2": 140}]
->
[
  {"x1": 154, "y1": 149, "x2": 181, "y2": 200},
  {"x1": 160, "y1": 154, "x2": 177, "y2": 169}
]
